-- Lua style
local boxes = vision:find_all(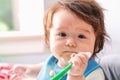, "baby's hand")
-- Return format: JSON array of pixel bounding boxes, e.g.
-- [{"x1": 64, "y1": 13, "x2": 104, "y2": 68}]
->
[
  {"x1": 68, "y1": 52, "x2": 91, "y2": 77},
  {"x1": 9, "y1": 64, "x2": 27, "y2": 80}
]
